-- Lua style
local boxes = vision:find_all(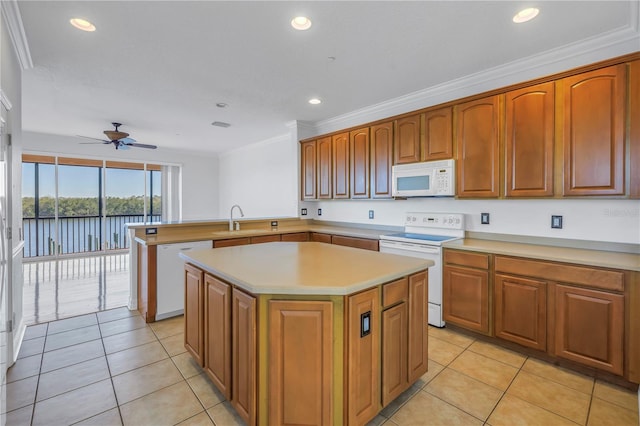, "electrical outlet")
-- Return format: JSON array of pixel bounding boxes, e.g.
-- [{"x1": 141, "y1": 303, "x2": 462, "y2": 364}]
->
[
  {"x1": 301, "y1": 208, "x2": 307, "y2": 216},
  {"x1": 145, "y1": 227, "x2": 158, "y2": 235},
  {"x1": 551, "y1": 215, "x2": 563, "y2": 229},
  {"x1": 317, "y1": 208, "x2": 322, "y2": 216},
  {"x1": 369, "y1": 210, "x2": 374, "y2": 219},
  {"x1": 271, "y1": 221, "x2": 278, "y2": 228},
  {"x1": 480, "y1": 213, "x2": 490, "y2": 225}
]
